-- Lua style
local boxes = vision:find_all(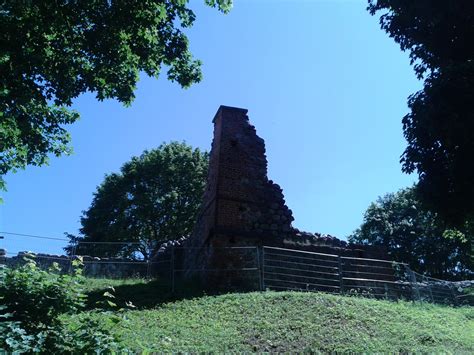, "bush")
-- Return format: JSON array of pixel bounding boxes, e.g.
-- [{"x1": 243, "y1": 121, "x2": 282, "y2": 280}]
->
[{"x1": 0, "y1": 258, "x2": 126, "y2": 353}]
